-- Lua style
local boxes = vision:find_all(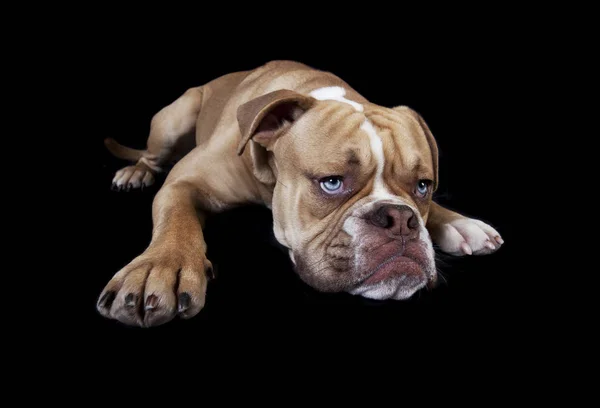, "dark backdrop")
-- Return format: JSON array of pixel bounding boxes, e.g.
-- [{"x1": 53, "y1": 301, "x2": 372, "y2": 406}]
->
[{"x1": 79, "y1": 27, "x2": 530, "y2": 352}]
